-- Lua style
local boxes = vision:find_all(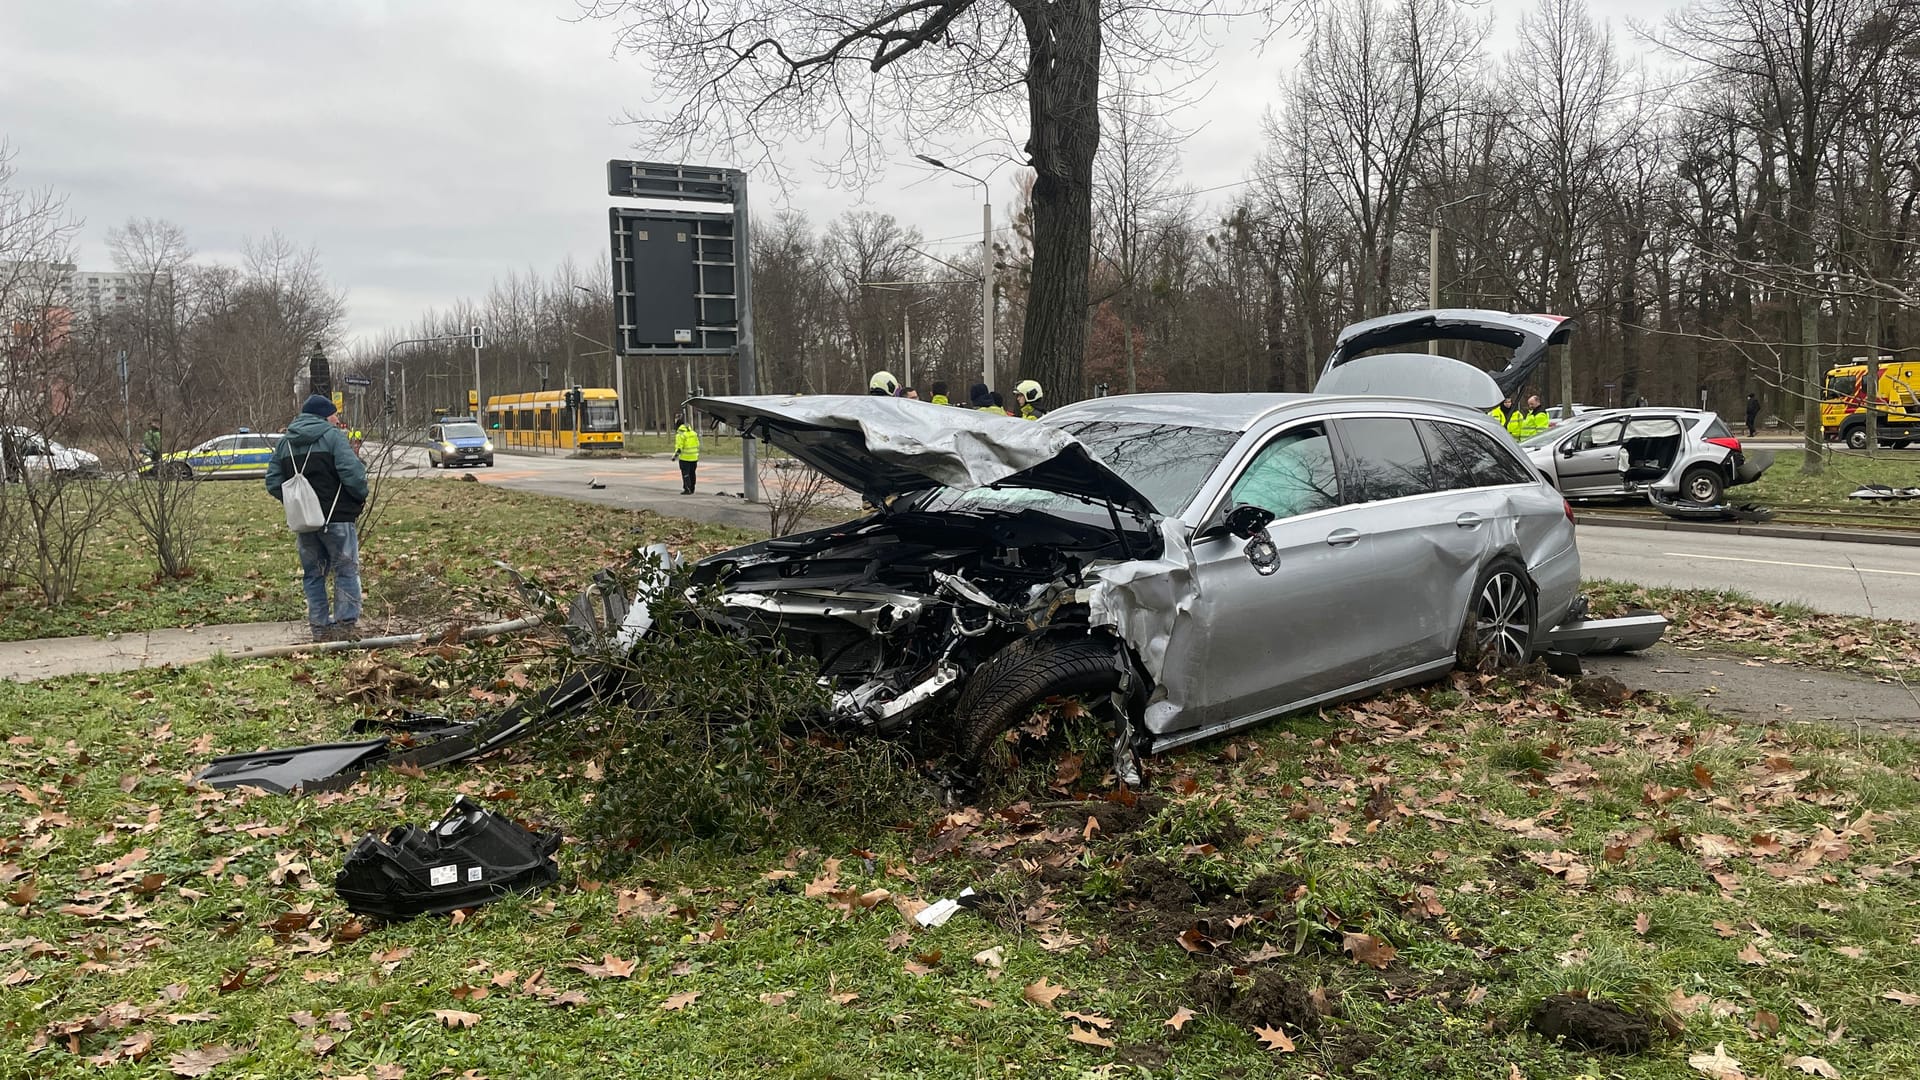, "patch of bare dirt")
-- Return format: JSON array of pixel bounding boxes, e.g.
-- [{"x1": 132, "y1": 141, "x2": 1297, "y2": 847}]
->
[{"x1": 1527, "y1": 994, "x2": 1654, "y2": 1054}]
